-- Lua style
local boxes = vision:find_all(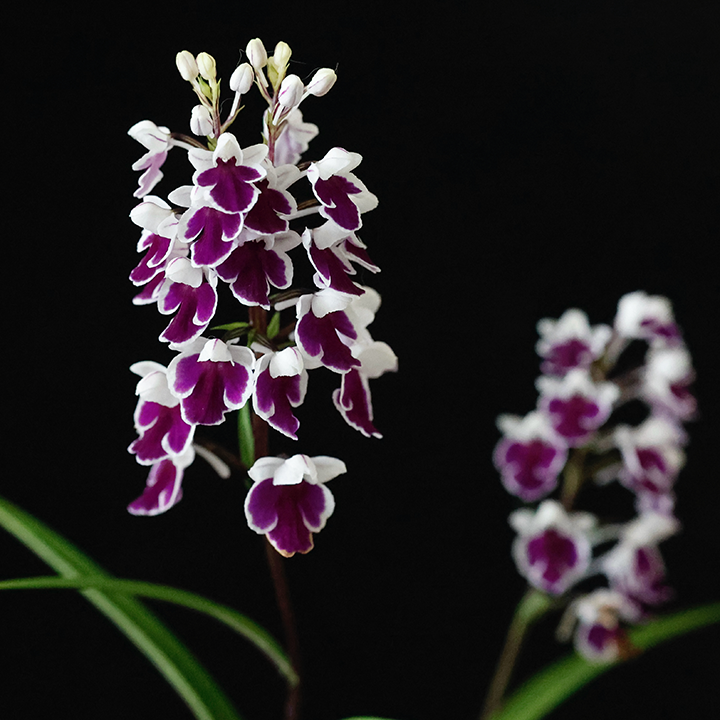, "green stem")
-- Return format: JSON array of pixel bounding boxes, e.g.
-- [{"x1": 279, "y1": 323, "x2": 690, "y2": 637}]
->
[
  {"x1": 560, "y1": 447, "x2": 588, "y2": 511},
  {"x1": 245, "y1": 303, "x2": 302, "y2": 720},
  {"x1": 237, "y1": 403, "x2": 255, "y2": 473},
  {"x1": 480, "y1": 589, "x2": 554, "y2": 720},
  {"x1": 490, "y1": 602, "x2": 720, "y2": 720}
]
